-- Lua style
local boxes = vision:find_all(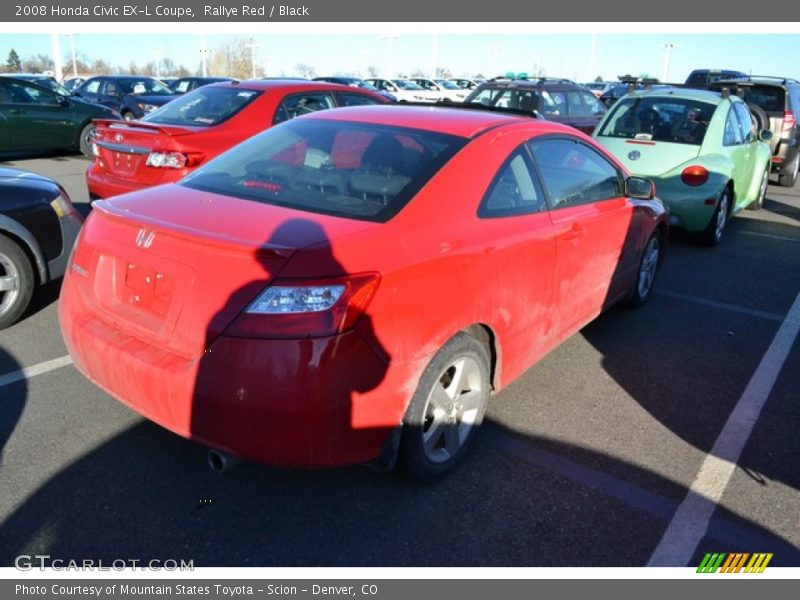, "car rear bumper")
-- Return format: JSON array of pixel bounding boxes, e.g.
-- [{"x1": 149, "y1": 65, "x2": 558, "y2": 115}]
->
[
  {"x1": 59, "y1": 276, "x2": 406, "y2": 468},
  {"x1": 86, "y1": 161, "x2": 184, "y2": 199},
  {"x1": 653, "y1": 180, "x2": 722, "y2": 232}
]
